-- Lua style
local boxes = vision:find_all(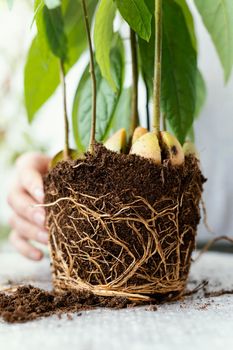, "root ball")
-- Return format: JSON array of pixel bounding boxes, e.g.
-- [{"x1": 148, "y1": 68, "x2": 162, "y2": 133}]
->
[{"x1": 44, "y1": 145, "x2": 205, "y2": 302}]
